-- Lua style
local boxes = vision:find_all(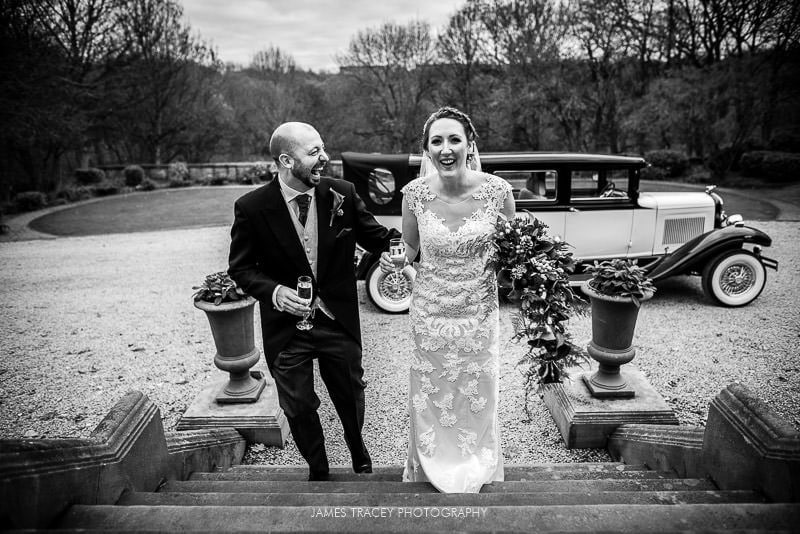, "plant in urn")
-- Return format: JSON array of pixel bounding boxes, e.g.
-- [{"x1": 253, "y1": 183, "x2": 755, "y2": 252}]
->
[
  {"x1": 193, "y1": 271, "x2": 265, "y2": 403},
  {"x1": 582, "y1": 259, "x2": 655, "y2": 398}
]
